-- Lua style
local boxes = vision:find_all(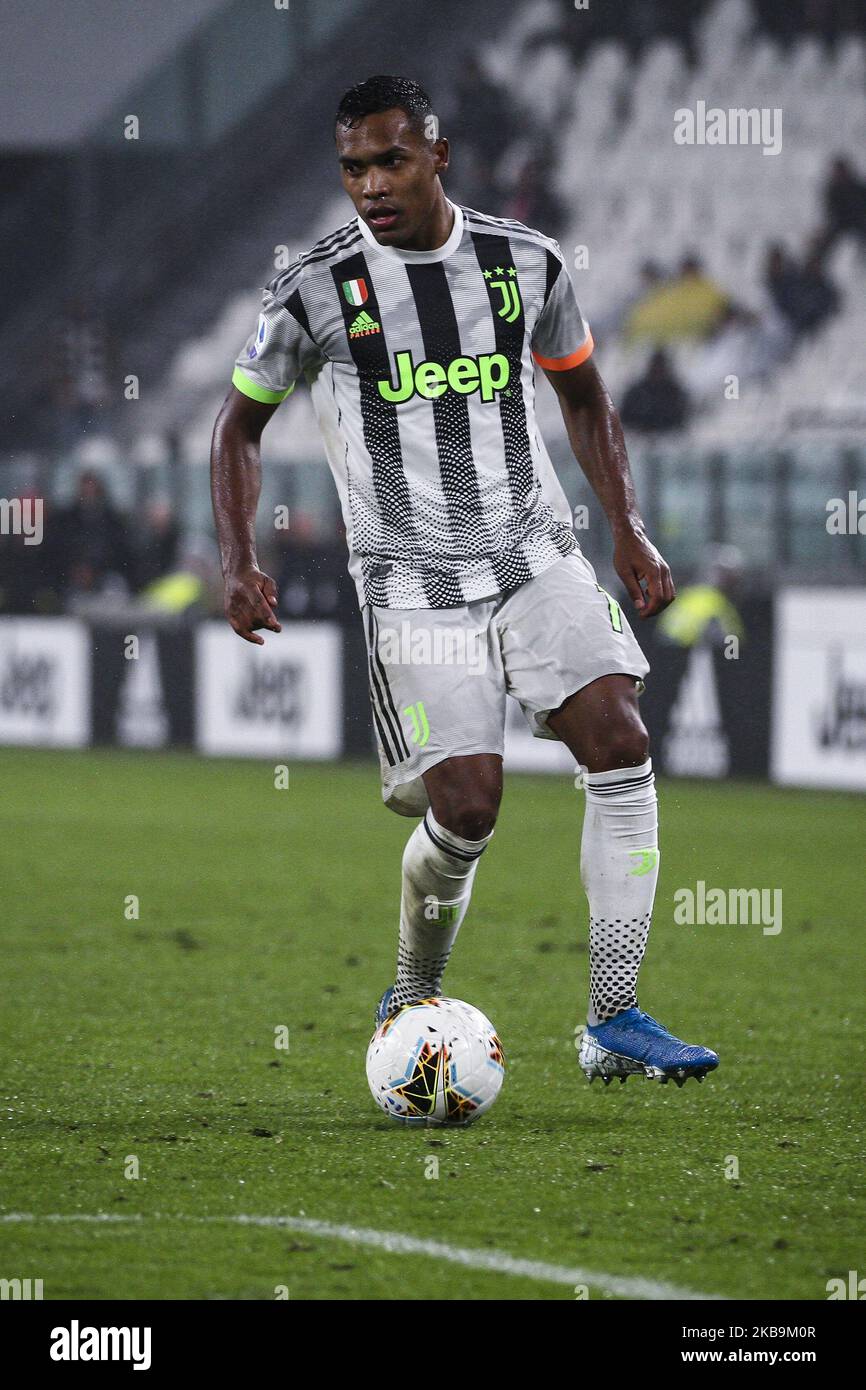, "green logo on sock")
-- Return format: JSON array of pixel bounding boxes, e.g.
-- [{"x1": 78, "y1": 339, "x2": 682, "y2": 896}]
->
[
  {"x1": 437, "y1": 904, "x2": 460, "y2": 923},
  {"x1": 629, "y1": 848, "x2": 659, "y2": 877},
  {"x1": 424, "y1": 894, "x2": 460, "y2": 923}
]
